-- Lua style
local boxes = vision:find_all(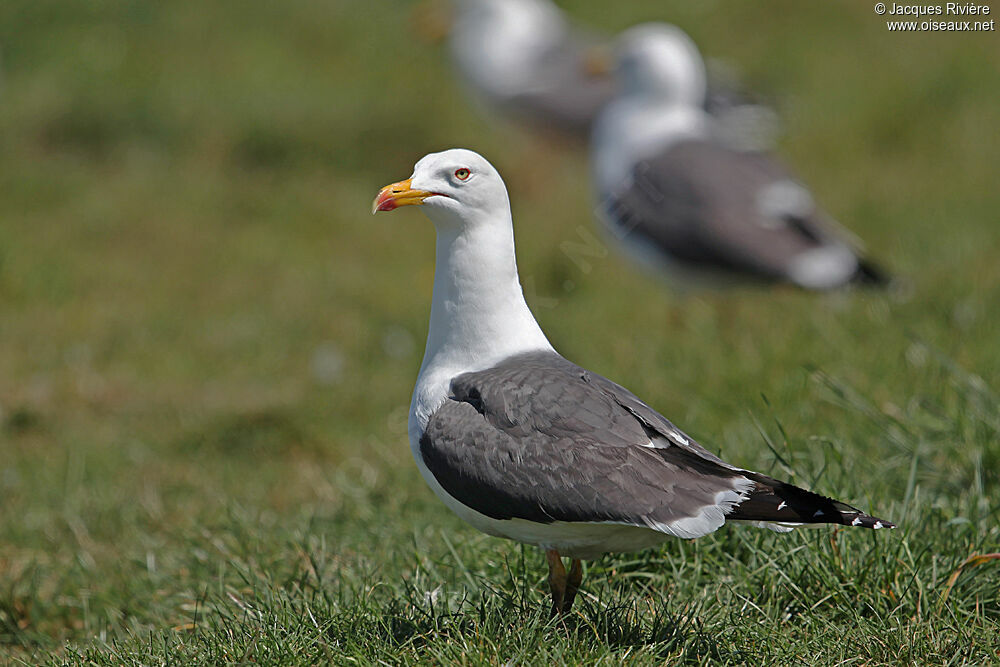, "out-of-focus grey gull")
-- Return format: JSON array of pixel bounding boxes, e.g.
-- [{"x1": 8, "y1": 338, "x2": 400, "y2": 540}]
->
[
  {"x1": 592, "y1": 24, "x2": 889, "y2": 290},
  {"x1": 447, "y1": 0, "x2": 615, "y2": 139},
  {"x1": 445, "y1": 1, "x2": 774, "y2": 145},
  {"x1": 372, "y1": 148, "x2": 894, "y2": 615}
]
